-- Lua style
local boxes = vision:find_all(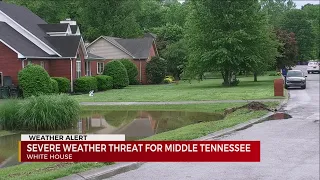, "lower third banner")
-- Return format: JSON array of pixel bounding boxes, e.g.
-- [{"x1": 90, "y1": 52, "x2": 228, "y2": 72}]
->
[{"x1": 19, "y1": 141, "x2": 260, "y2": 162}]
